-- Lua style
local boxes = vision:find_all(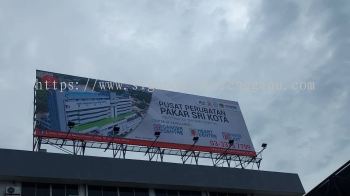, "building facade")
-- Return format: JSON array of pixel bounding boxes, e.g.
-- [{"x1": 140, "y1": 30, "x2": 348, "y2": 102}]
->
[{"x1": 0, "y1": 149, "x2": 304, "y2": 196}]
